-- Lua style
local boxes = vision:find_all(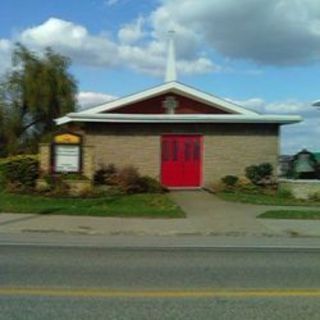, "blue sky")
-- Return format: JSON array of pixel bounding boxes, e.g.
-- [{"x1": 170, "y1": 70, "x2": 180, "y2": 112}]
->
[{"x1": 1, "y1": 0, "x2": 320, "y2": 154}]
